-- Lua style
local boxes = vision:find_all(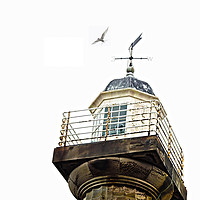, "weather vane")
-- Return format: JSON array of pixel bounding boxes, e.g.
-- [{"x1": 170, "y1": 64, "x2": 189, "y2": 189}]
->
[{"x1": 114, "y1": 33, "x2": 151, "y2": 75}]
